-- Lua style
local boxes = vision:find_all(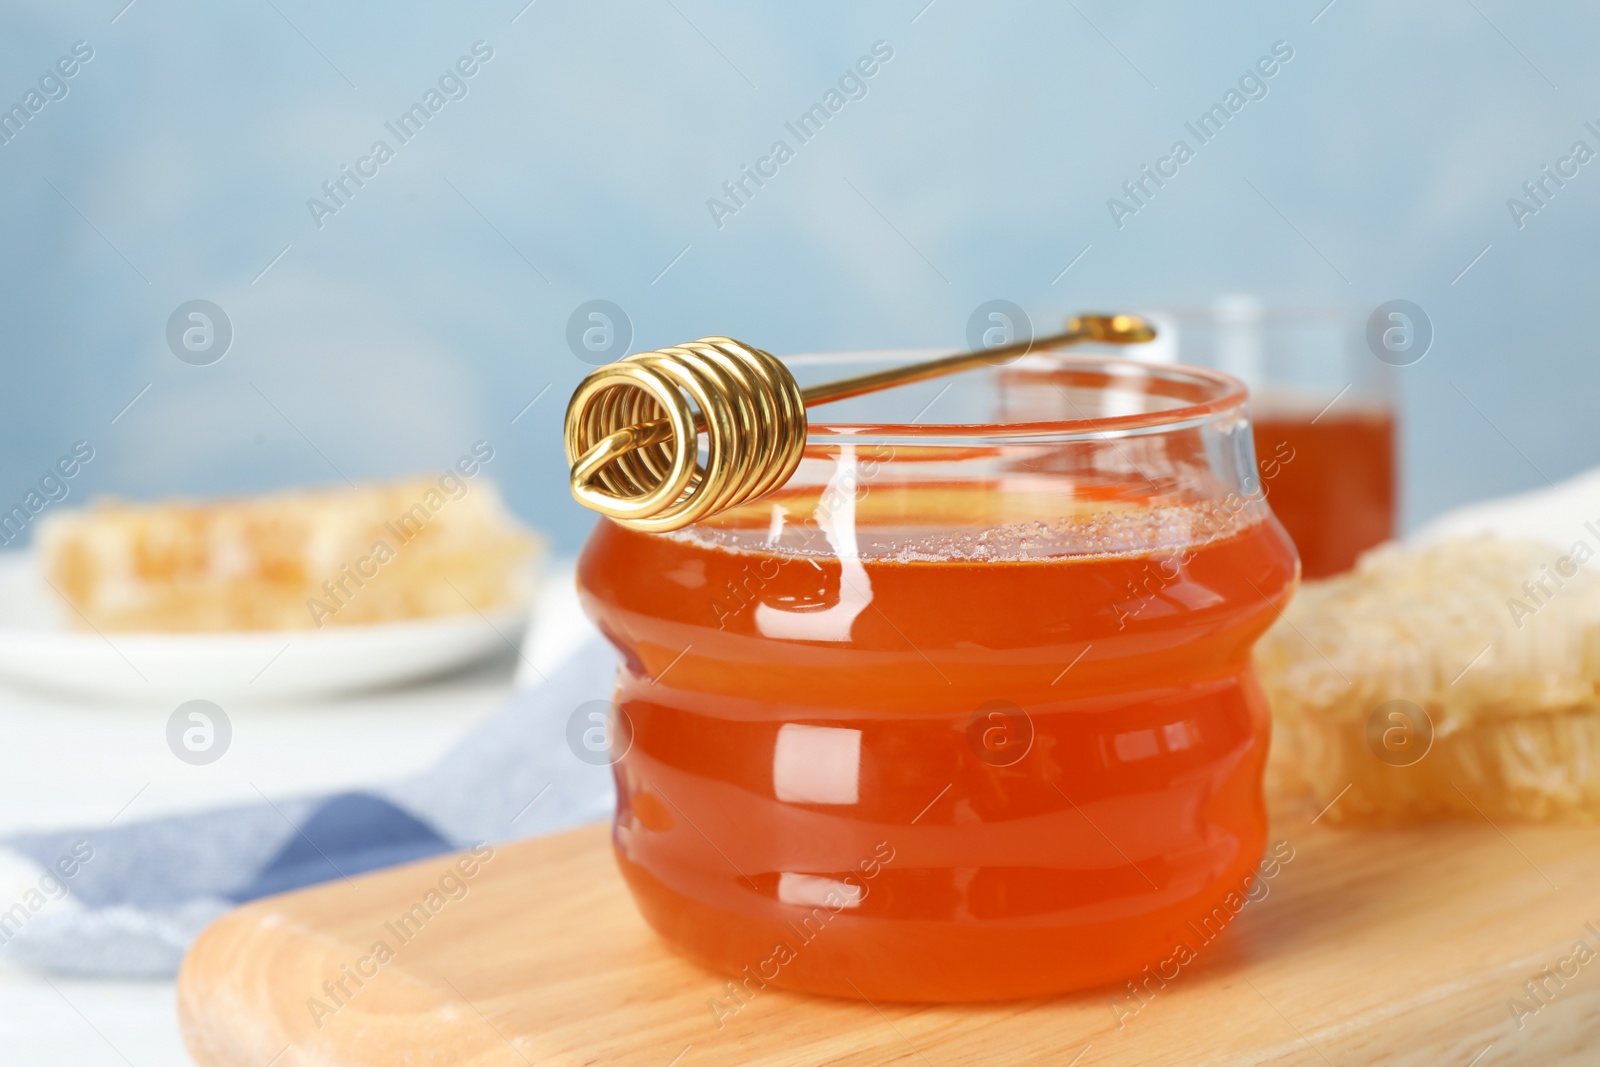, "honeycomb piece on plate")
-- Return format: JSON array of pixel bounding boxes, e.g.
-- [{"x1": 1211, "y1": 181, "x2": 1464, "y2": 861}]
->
[
  {"x1": 1256, "y1": 537, "x2": 1600, "y2": 821},
  {"x1": 38, "y1": 478, "x2": 540, "y2": 633}
]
